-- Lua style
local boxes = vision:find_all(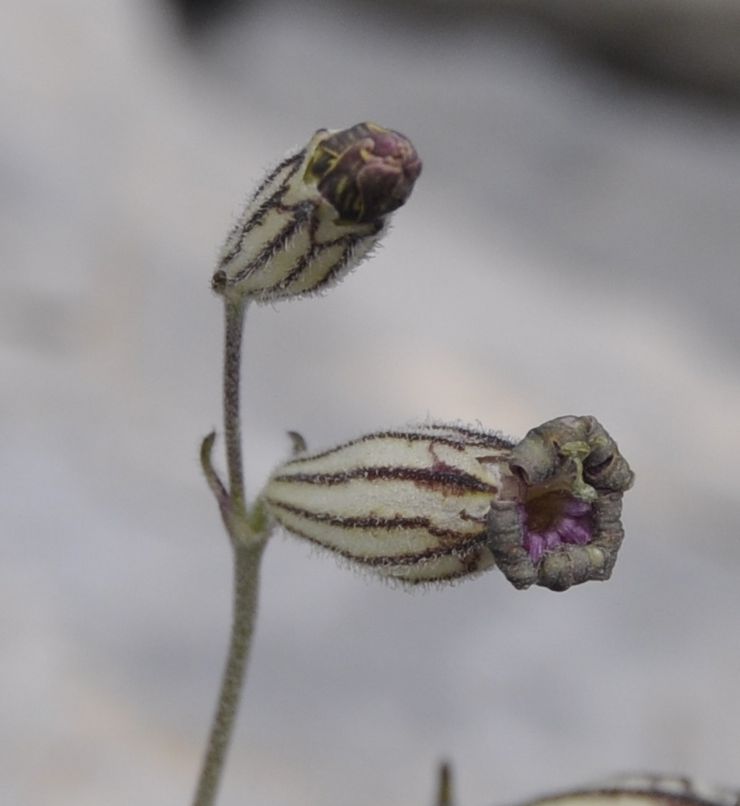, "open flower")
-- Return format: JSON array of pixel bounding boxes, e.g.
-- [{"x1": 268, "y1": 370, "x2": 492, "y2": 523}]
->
[
  {"x1": 212, "y1": 122, "x2": 421, "y2": 303},
  {"x1": 487, "y1": 415, "x2": 634, "y2": 591},
  {"x1": 260, "y1": 416, "x2": 633, "y2": 591}
]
